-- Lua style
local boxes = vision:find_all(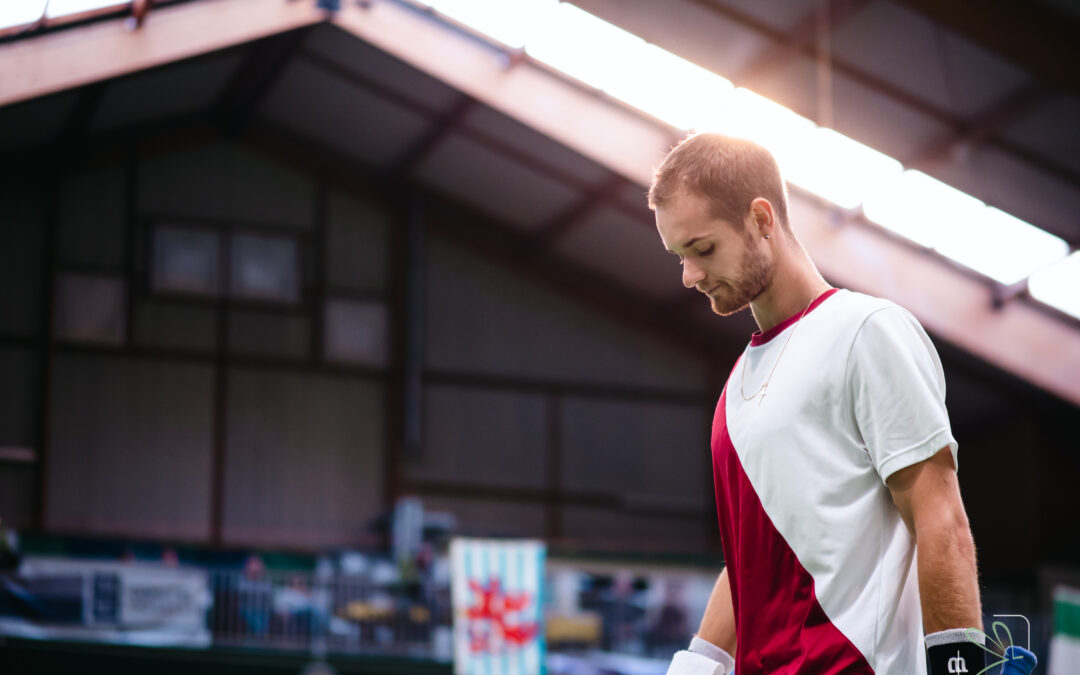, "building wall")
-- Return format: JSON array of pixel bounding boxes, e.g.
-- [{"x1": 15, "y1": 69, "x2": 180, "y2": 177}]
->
[{"x1": 0, "y1": 139, "x2": 717, "y2": 552}]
